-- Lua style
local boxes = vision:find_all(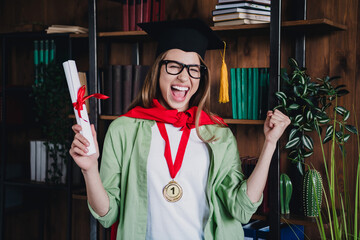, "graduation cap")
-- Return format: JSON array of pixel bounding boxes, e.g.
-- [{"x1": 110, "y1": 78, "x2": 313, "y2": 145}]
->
[
  {"x1": 138, "y1": 18, "x2": 230, "y2": 103},
  {"x1": 137, "y1": 18, "x2": 224, "y2": 59}
]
